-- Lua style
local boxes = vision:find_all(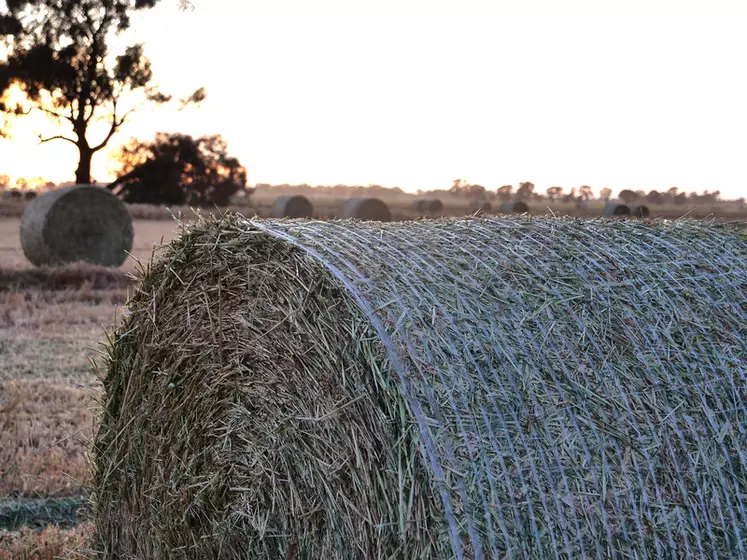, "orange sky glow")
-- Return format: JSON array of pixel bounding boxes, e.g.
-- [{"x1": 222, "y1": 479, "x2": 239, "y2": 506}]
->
[{"x1": 1, "y1": 0, "x2": 746, "y2": 196}]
